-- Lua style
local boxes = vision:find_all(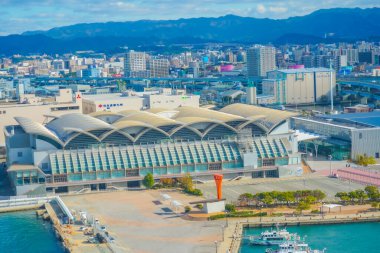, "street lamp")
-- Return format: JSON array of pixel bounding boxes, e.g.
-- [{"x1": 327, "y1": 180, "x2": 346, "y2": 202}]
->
[{"x1": 328, "y1": 155, "x2": 333, "y2": 176}]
